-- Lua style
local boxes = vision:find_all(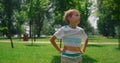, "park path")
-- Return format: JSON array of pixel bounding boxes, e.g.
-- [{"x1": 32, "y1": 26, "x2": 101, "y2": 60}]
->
[{"x1": 0, "y1": 40, "x2": 118, "y2": 44}]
